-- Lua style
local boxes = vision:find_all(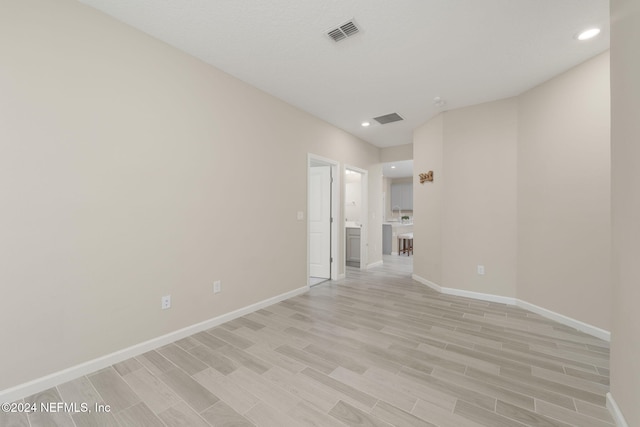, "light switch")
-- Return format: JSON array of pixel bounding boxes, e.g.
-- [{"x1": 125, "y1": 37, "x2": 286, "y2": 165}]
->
[{"x1": 297, "y1": 211, "x2": 304, "y2": 220}]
